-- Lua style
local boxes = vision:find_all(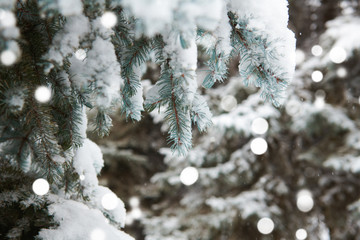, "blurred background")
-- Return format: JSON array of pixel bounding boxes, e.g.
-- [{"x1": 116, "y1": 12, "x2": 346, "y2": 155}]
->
[{"x1": 88, "y1": 1, "x2": 360, "y2": 239}]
